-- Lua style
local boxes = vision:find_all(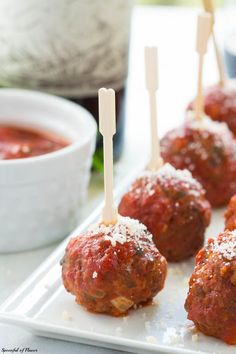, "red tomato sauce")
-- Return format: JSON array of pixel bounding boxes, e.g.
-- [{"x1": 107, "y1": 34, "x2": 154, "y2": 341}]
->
[{"x1": 0, "y1": 125, "x2": 69, "y2": 160}]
